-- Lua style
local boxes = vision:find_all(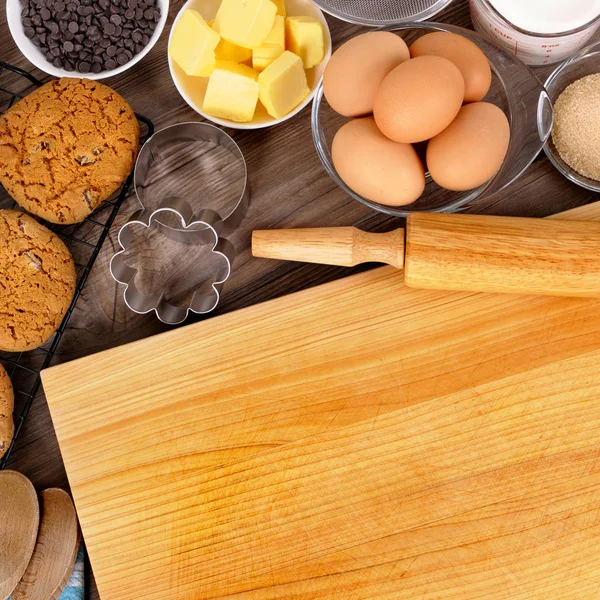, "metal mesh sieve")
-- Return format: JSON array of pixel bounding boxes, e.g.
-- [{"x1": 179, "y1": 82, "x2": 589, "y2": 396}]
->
[{"x1": 313, "y1": 0, "x2": 454, "y2": 26}]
